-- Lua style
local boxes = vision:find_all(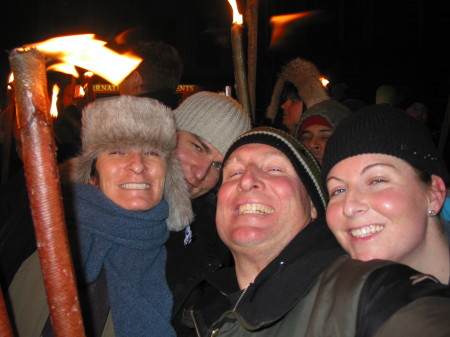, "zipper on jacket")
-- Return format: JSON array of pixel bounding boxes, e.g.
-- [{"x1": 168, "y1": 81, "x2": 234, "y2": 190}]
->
[
  {"x1": 189, "y1": 309, "x2": 203, "y2": 337},
  {"x1": 232, "y1": 284, "x2": 250, "y2": 311}
]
